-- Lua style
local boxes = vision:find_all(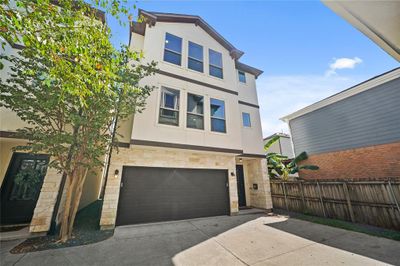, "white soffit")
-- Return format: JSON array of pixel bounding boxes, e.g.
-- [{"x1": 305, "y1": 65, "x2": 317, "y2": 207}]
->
[{"x1": 322, "y1": 0, "x2": 400, "y2": 61}]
